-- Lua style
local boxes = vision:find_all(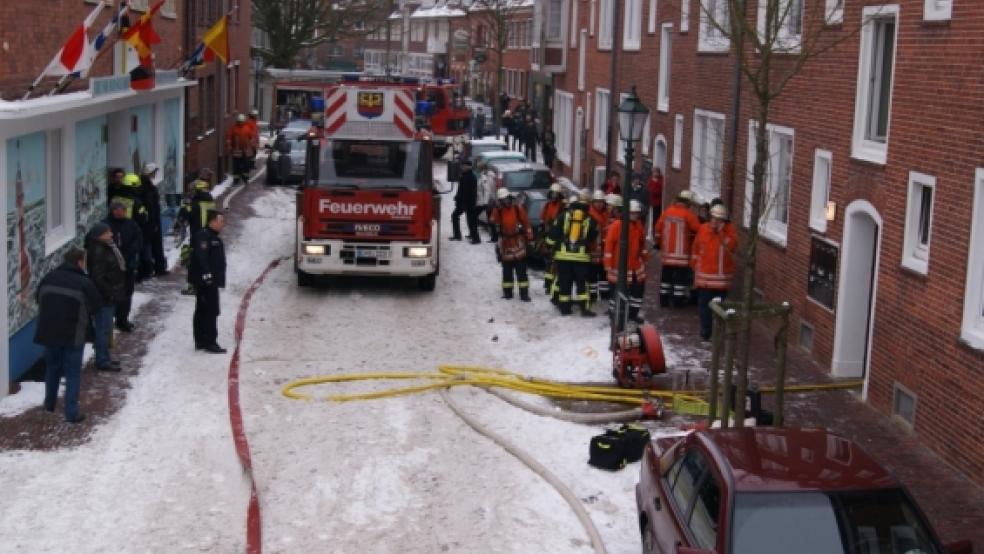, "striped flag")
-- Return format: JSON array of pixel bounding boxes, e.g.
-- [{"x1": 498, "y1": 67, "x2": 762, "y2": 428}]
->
[
  {"x1": 43, "y1": 2, "x2": 105, "y2": 76},
  {"x1": 80, "y1": 2, "x2": 129, "y2": 78}
]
